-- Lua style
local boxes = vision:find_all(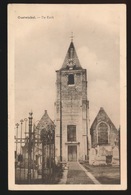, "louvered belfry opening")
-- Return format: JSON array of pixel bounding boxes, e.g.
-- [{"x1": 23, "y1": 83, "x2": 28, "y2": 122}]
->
[{"x1": 68, "y1": 74, "x2": 74, "y2": 85}]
